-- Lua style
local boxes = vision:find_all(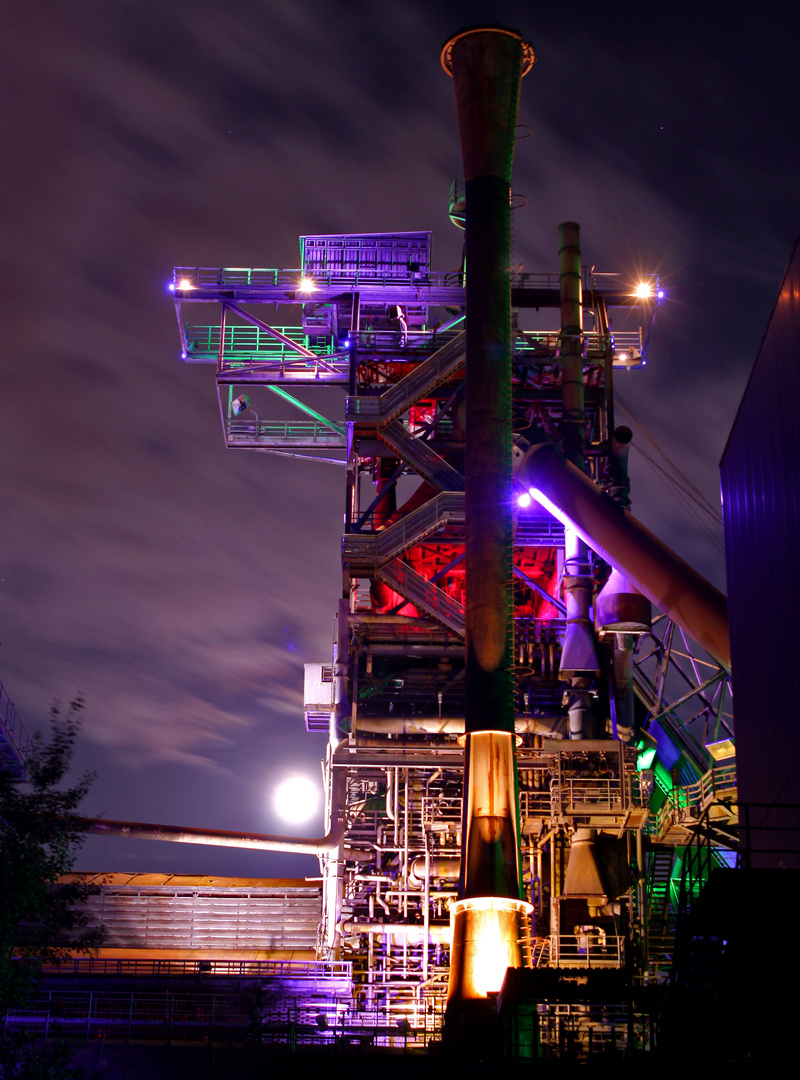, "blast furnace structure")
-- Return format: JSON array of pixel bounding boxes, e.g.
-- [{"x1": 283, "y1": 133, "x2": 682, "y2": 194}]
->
[{"x1": 170, "y1": 26, "x2": 736, "y2": 1055}]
